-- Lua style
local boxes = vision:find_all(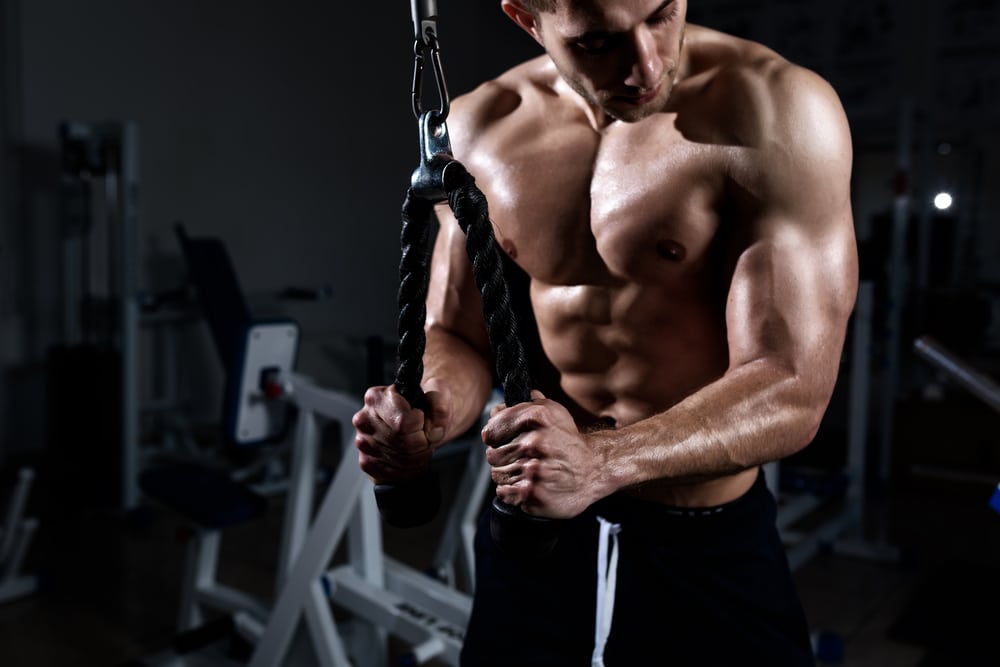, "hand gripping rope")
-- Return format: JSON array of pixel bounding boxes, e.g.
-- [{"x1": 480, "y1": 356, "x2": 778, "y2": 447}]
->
[{"x1": 373, "y1": 0, "x2": 561, "y2": 558}]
